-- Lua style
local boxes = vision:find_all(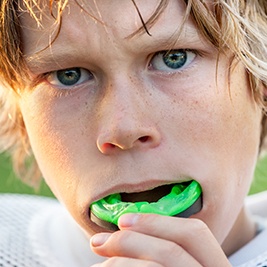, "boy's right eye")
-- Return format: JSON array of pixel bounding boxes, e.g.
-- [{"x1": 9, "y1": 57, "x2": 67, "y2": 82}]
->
[{"x1": 46, "y1": 68, "x2": 93, "y2": 87}]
